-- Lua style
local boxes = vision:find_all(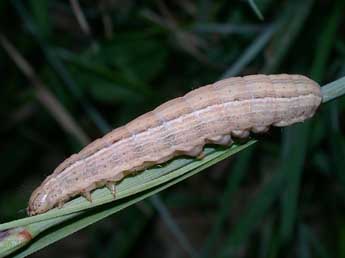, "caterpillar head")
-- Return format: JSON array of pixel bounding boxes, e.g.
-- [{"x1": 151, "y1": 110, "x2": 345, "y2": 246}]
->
[{"x1": 27, "y1": 185, "x2": 56, "y2": 216}]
